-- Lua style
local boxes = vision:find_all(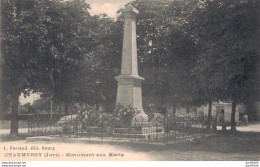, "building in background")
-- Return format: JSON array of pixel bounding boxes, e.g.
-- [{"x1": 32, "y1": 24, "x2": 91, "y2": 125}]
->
[{"x1": 197, "y1": 102, "x2": 244, "y2": 124}]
